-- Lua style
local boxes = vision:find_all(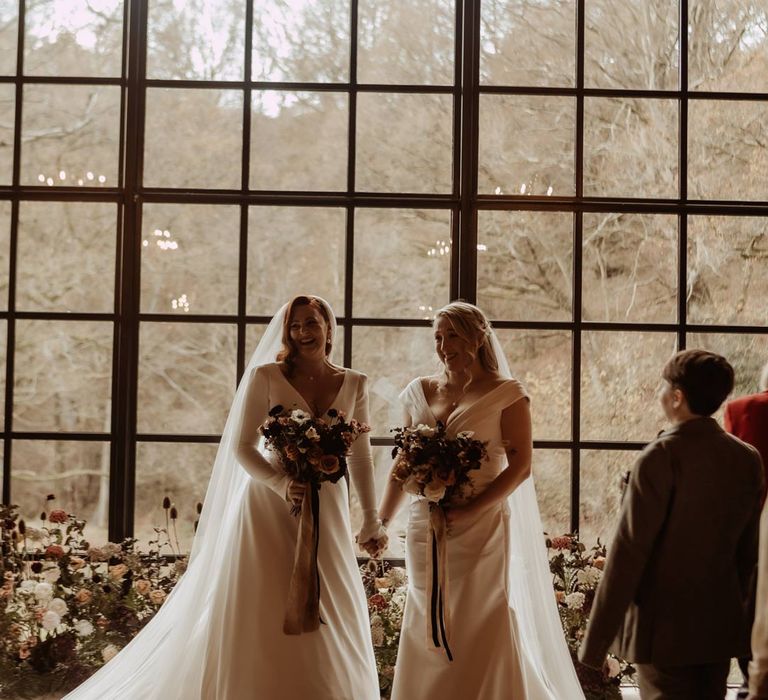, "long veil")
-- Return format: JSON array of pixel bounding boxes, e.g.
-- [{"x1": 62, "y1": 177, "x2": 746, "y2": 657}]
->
[
  {"x1": 489, "y1": 332, "x2": 585, "y2": 699},
  {"x1": 65, "y1": 300, "x2": 337, "y2": 699}
]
